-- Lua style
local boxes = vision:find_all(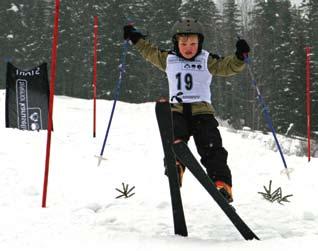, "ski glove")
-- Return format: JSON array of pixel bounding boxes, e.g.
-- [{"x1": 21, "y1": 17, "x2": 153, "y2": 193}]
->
[
  {"x1": 235, "y1": 39, "x2": 250, "y2": 61},
  {"x1": 123, "y1": 25, "x2": 146, "y2": 44}
]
